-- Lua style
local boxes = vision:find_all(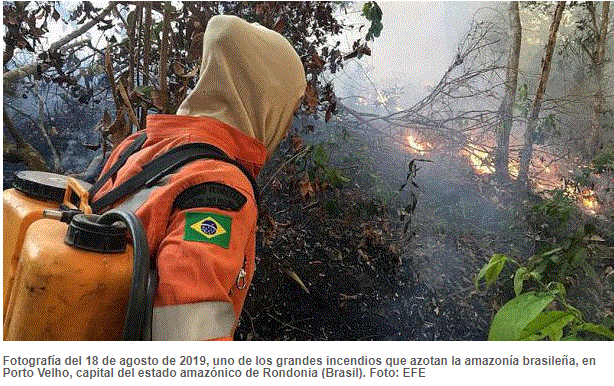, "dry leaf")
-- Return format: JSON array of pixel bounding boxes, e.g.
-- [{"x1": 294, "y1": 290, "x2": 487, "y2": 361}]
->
[
  {"x1": 273, "y1": 16, "x2": 286, "y2": 33},
  {"x1": 299, "y1": 177, "x2": 314, "y2": 203},
  {"x1": 117, "y1": 80, "x2": 139, "y2": 128},
  {"x1": 304, "y1": 82, "x2": 318, "y2": 113},
  {"x1": 109, "y1": 108, "x2": 129, "y2": 146},
  {"x1": 172, "y1": 61, "x2": 185, "y2": 76},
  {"x1": 291, "y1": 134, "x2": 304, "y2": 152},
  {"x1": 311, "y1": 52, "x2": 325, "y2": 70},
  {"x1": 187, "y1": 31, "x2": 203, "y2": 61}
]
